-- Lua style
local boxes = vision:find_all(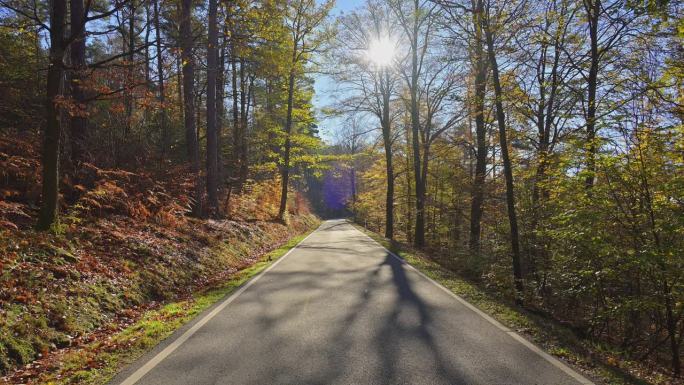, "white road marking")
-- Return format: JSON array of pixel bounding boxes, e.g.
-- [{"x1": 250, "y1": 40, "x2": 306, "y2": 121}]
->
[
  {"x1": 118, "y1": 220, "x2": 593, "y2": 385},
  {"x1": 116, "y1": 225, "x2": 322, "y2": 385},
  {"x1": 354, "y1": 222, "x2": 595, "y2": 385}
]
